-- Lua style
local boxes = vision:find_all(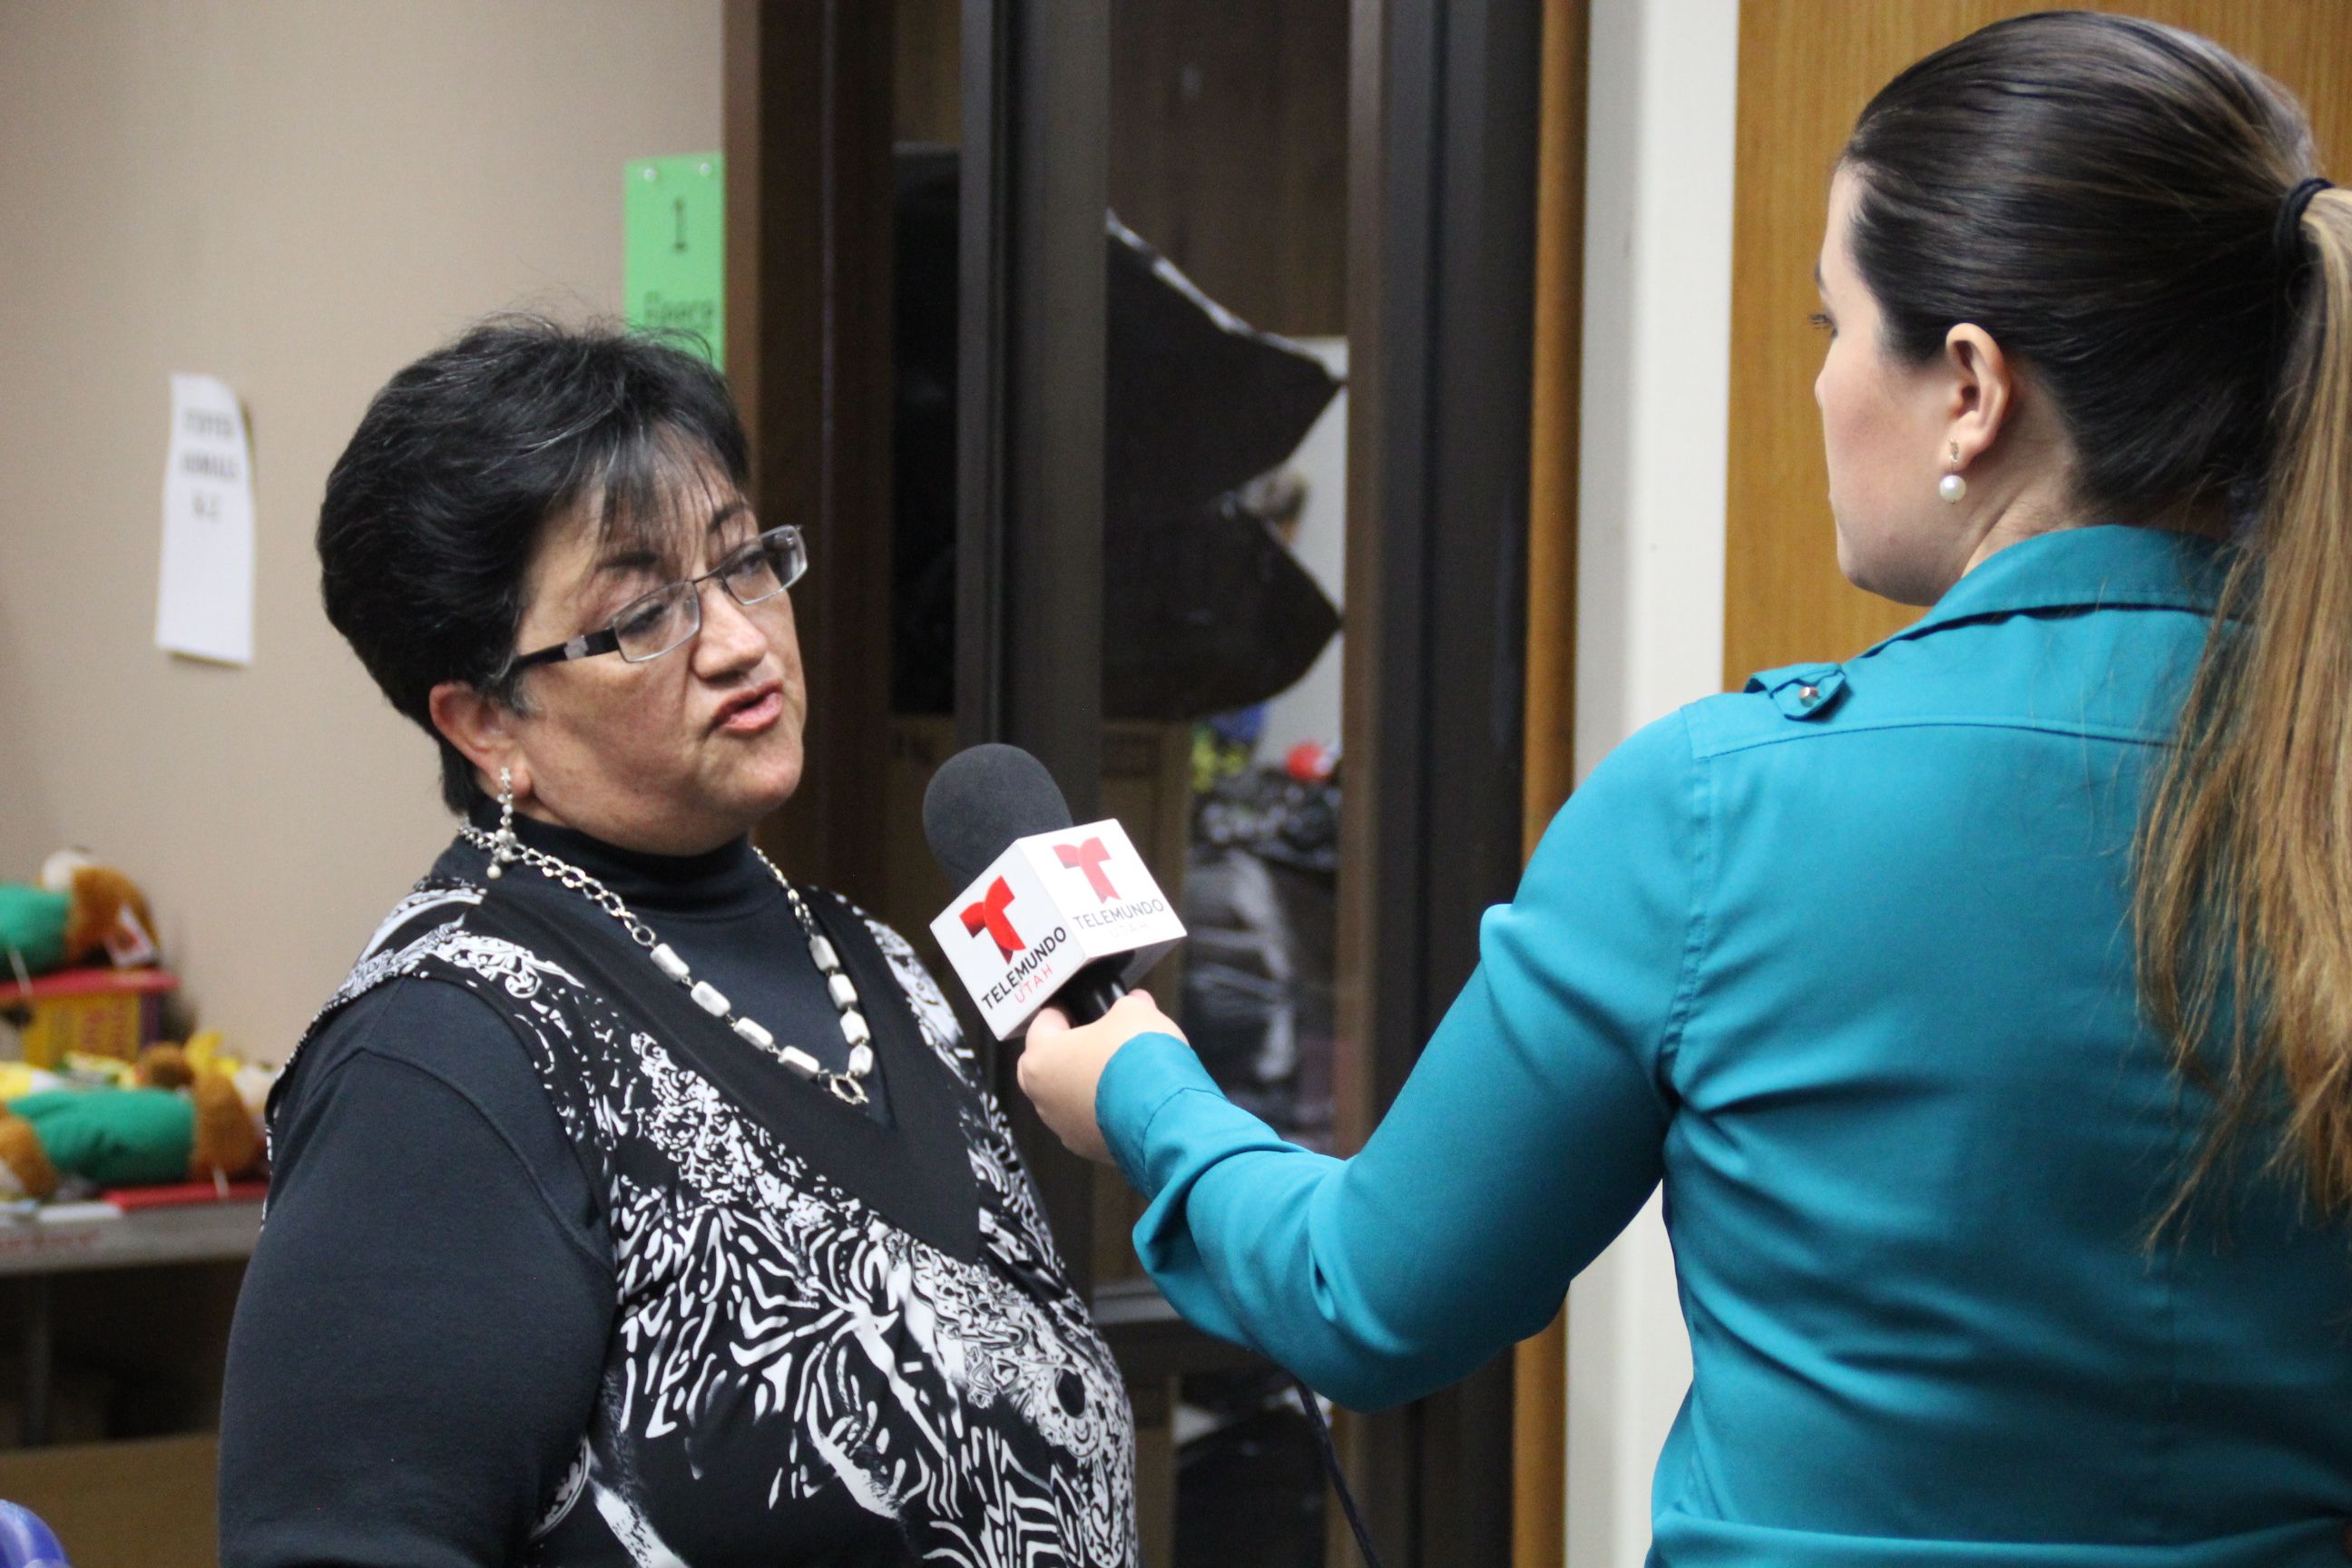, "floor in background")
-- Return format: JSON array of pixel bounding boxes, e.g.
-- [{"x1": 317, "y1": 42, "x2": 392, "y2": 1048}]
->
[
  {"x1": 0, "y1": 1433, "x2": 216, "y2": 1568},
  {"x1": 1177, "y1": 1377, "x2": 1327, "y2": 1568}
]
